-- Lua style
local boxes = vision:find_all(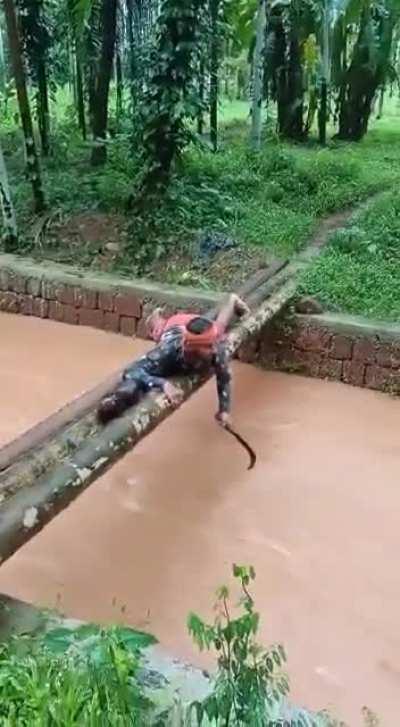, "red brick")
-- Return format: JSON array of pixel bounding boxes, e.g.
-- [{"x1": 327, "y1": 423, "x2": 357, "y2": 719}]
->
[
  {"x1": 114, "y1": 292, "x2": 141, "y2": 318},
  {"x1": 353, "y1": 337, "x2": 376, "y2": 364},
  {"x1": 99, "y1": 290, "x2": 115, "y2": 312},
  {"x1": 74, "y1": 287, "x2": 98, "y2": 309},
  {"x1": 79, "y1": 308, "x2": 104, "y2": 329},
  {"x1": 365, "y1": 365, "x2": 388, "y2": 391},
  {"x1": 8, "y1": 272, "x2": 26, "y2": 294},
  {"x1": 19, "y1": 294, "x2": 34, "y2": 315},
  {"x1": 42, "y1": 280, "x2": 57, "y2": 300},
  {"x1": 104, "y1": 312, "x2": 120, "y2": 333},
  {"x1": 376, "y1": 343, "x2": 400, "y2": 370},
  {"x1": 32, "y1": 298, "x2": 49, "y2": 318},
  {"x1": 0, "y1": 291, "x2": 19, "y2": 313},
  {"x1": 280, "y1": 348, "x2": 321, "y2": 377},
  {"x1": 120, "y1": 316, "x2": 137, "y2": 337},
  {"x1": 237, "y1": 337, "x2": 260, "y2": 364},
  {"x1": 297, "y1": 325, "x2": 331, "y2": 353},
  {"x1": 56, "y1": 284, "x2": 75, "y2": 306},
  {"x1": 343, "y1": 360, "x2": 365, "y2": 387},
  {"x1": 259, "y1": 350, "x2": 278, "y2": 369},
  {"x1": 136, "y1": 316, "x2": 151, "y2": 340},
  {"x1": 63, "y1": 305, "x2": 79, "y2": 325},
  {"x1": 26, "y1": 277, "x2": 42, "y2": 297},
  {"x1": 0, "y1": 269, "x2": 9, "y2": 290},
  {"x1": 49, "y1": 300, "x2": 65, "y2": 322},
  {"x1": 330, "y1": 334, "x2": 353, "y2": 360},
  {"x1": 319, "y1": 357, "x2": 343, "y2": 380}
]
